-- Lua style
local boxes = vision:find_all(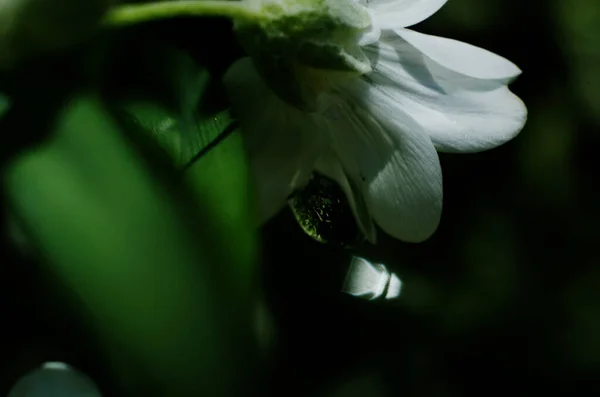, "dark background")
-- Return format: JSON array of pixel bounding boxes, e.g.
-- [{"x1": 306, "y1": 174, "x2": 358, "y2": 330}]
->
[{"x1": 2, "y1": 0, "x2": 600, "y2": 396}]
